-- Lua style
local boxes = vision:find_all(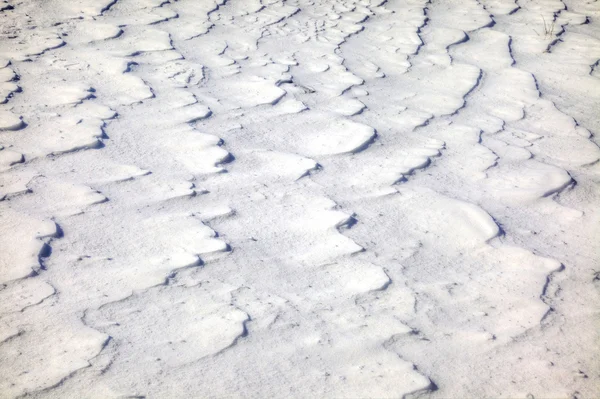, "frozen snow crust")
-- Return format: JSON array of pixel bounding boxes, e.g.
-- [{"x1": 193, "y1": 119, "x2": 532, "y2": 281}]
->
[{"x1": 0, "y1": 0, "x2": 599, "y2": 398}]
